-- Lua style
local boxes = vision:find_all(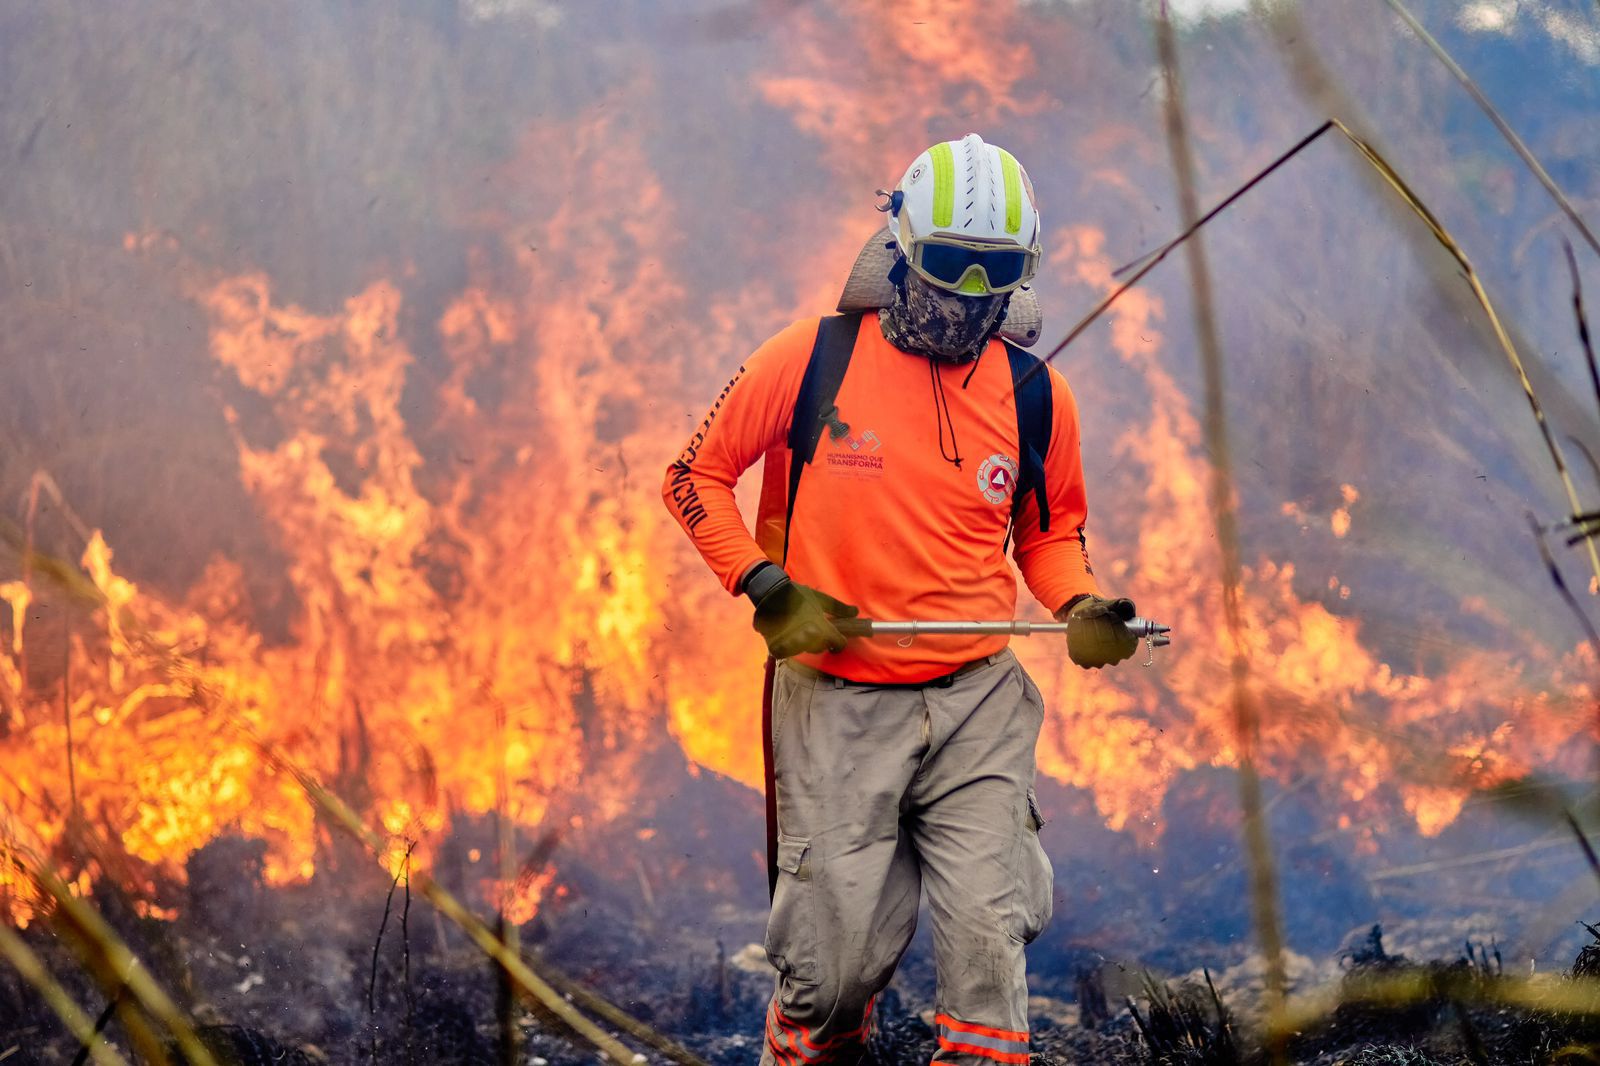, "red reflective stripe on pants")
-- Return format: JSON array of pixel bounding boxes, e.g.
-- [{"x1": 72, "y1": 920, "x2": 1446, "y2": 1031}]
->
[
  {"x1": 765, "y1": 1022, "x2": 793, "y2": 1066},
  {"x1": 936, "y1": 1013, "x2": 1030, "y2": 1063},
  {"x1": 937, "y1": 1036, "x2": 1031, "y2": 1064},
  {"x1": 770, "y1": 1000, "x2": 873, "y2": 1063},
  {"x1": 771, "y1": 1003, "x2": 837, "y2": 1064},
  {"x1": 767, "y1": 1003, "x2": 802, "y2": 1066},
  {"x1": 935, "y1": 1013, "x2": 1029, "y2": 1042}
]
